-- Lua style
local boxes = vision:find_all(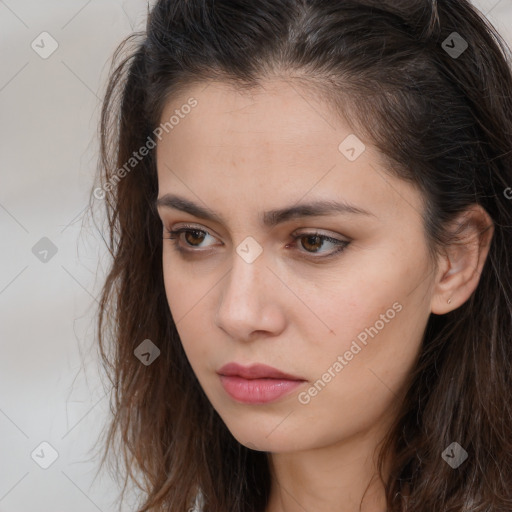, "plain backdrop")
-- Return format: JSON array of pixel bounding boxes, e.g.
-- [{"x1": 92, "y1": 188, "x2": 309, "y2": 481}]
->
[{"x1": 1, "y1": 1, "x2": 512, "y2": 511}]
